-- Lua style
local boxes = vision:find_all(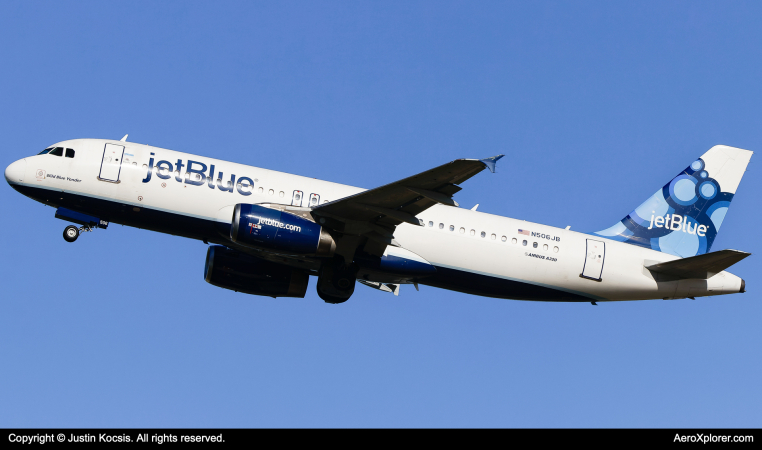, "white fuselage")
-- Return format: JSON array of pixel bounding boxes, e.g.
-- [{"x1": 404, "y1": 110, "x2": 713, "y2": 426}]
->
[{"x1": 5, "y1": 139, "x2": 744, "y2": 302}]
